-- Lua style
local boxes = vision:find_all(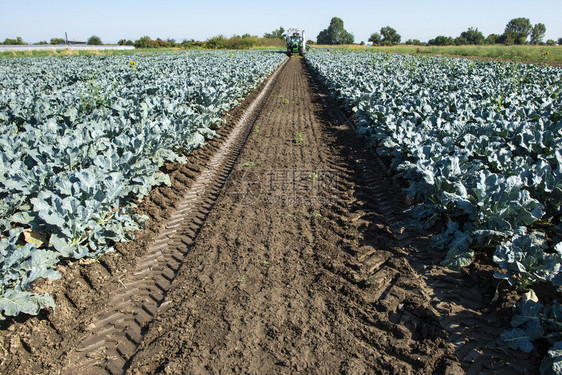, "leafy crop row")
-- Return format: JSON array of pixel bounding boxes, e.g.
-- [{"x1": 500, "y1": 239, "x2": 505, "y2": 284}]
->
[
  {"x1": 0, "y1": 51, "x2": 286, "y2": 319},
  {"x1": 306, "y1": 50, "x2": 561, "y2": 370}
]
